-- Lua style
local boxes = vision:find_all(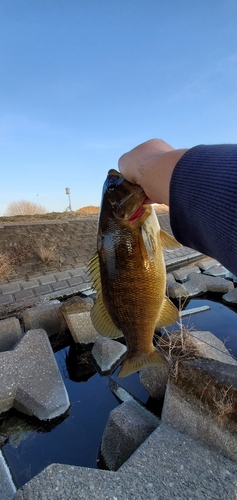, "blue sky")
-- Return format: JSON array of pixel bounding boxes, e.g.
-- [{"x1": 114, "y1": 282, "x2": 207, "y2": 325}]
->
[{"x1": 1, "y1": 0, "x2": 237, "y2": 214}]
